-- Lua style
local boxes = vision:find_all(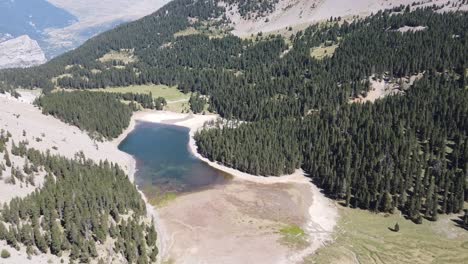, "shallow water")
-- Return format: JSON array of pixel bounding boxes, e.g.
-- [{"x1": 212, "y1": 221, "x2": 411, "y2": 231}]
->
[{"x1": 118, "y1": 121, "x2": 227, "y2": 200}]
